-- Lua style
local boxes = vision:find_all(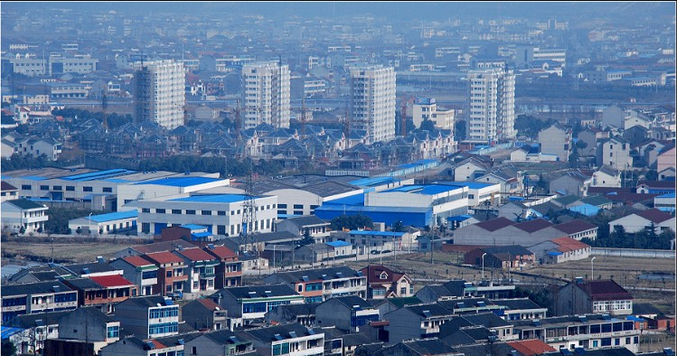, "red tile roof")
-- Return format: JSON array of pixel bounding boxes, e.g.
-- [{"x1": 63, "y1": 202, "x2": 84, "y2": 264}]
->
[
  {"x1": 551, "y1": 237, "x2": 590, "y2": 253},
  {"x1": 553, "y1": 219, "x2": 598, "y2": 234},
  {"x1": 636, "y1": 209, "x2": 674, "y2": 223},
  {"x1": 174, "y1": 248, "x2": 215, "y2": 262},
  {"x1": 205, "y1": 245, "x2": 237, "y2": 260},
  {"x1": 360, "y1": 265, "x2": 406, "y2": 283},
  {"x1": 513, "y1": 219, "x2": 553, "y2": 233},
  {"x1": 197, "y1": 298, "x2": 222, "y2": 311},
  {"x1": 89, "y1": 274, "x2": 134, "y2": 288},
  {"x1": 143, "y1": 251, "x2": 184, "y2": 265},
  {"x1": 637, "y1": 180, "x2": 676, "y2": 188},
  {"x1": 475, "y1": 217, "x2": 515, "y2": 232},
  {"x1": 123, "y1": 256, "x2": 156, "y2": 267},
  {"x1": 577, "y1": 280, "x2": 633, "y2": 301},
  {"x1": 508, "y1": 339, "x2": 556, "y2": 356}
]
